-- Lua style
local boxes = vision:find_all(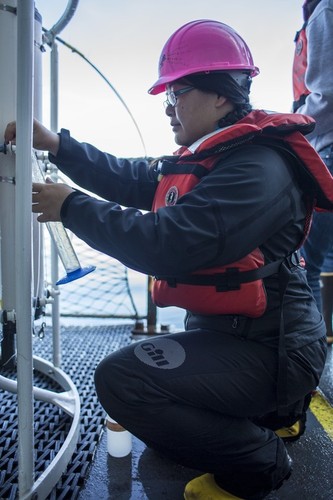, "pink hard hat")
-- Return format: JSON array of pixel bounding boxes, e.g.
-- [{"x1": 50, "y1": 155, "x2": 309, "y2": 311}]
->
[{"x1": 148, "y1": 19, "x2": 259, "y2": 95}]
